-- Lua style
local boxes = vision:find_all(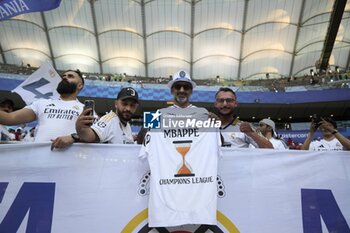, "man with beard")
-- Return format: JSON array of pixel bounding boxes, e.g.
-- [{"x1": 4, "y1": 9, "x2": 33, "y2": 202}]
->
[
  {"x1": 167, "y1": 70, "x2": 196, "y2": 109},
  {"x1": 0, "y1": 70, "x2": 84, "y2": 149},
  {"x1": 214, "y1": 87, "x2": 272, "y2": 148},
  {"x1": 76, "y1": 87, "x2": 139, "y2": 144},
  {"x1": 136, "y1": 70, "x2": 199, "y2": 143},
  {"x1": 257, "y1": 118, "x2": 288, "y2": 150}
]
